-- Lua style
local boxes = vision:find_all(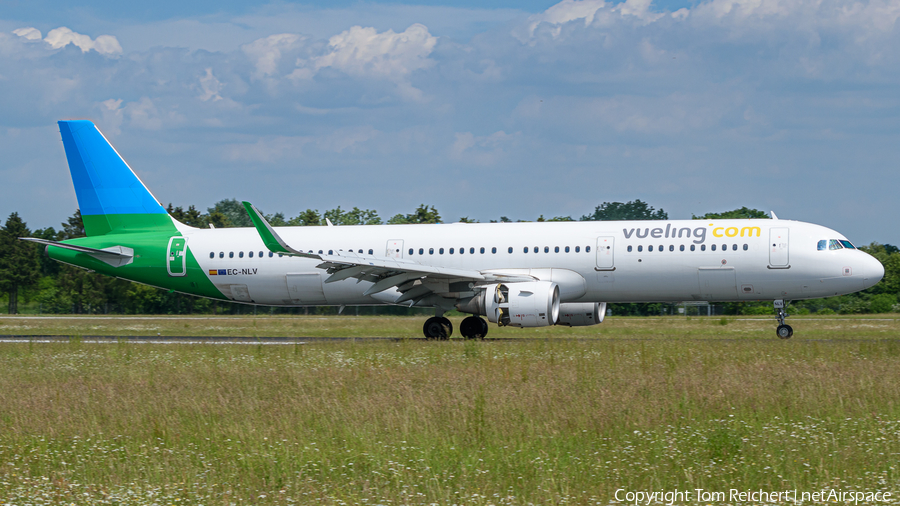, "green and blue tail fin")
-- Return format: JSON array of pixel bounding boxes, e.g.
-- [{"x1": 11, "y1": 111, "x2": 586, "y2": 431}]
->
[{"x1": 58, "y1": 120, "x2": 177, "y2": 236}]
